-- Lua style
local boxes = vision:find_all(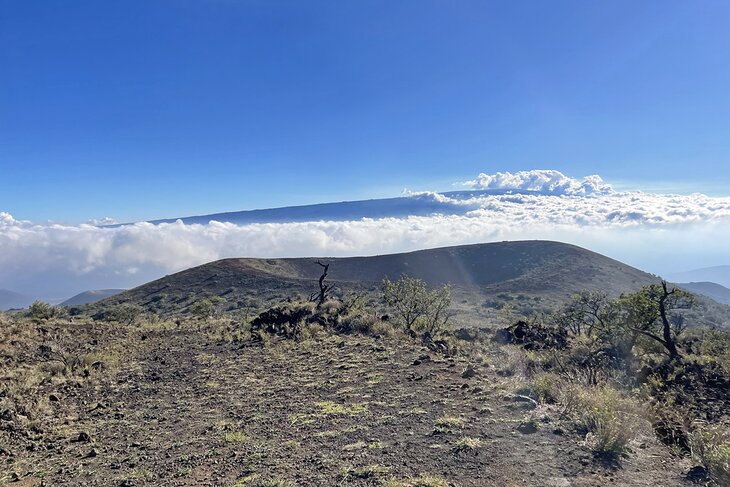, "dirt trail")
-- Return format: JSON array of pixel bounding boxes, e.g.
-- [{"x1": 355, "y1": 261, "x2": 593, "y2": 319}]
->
[{"x1": 4, "y1": 329, "x2": 691, "y2": 486}]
